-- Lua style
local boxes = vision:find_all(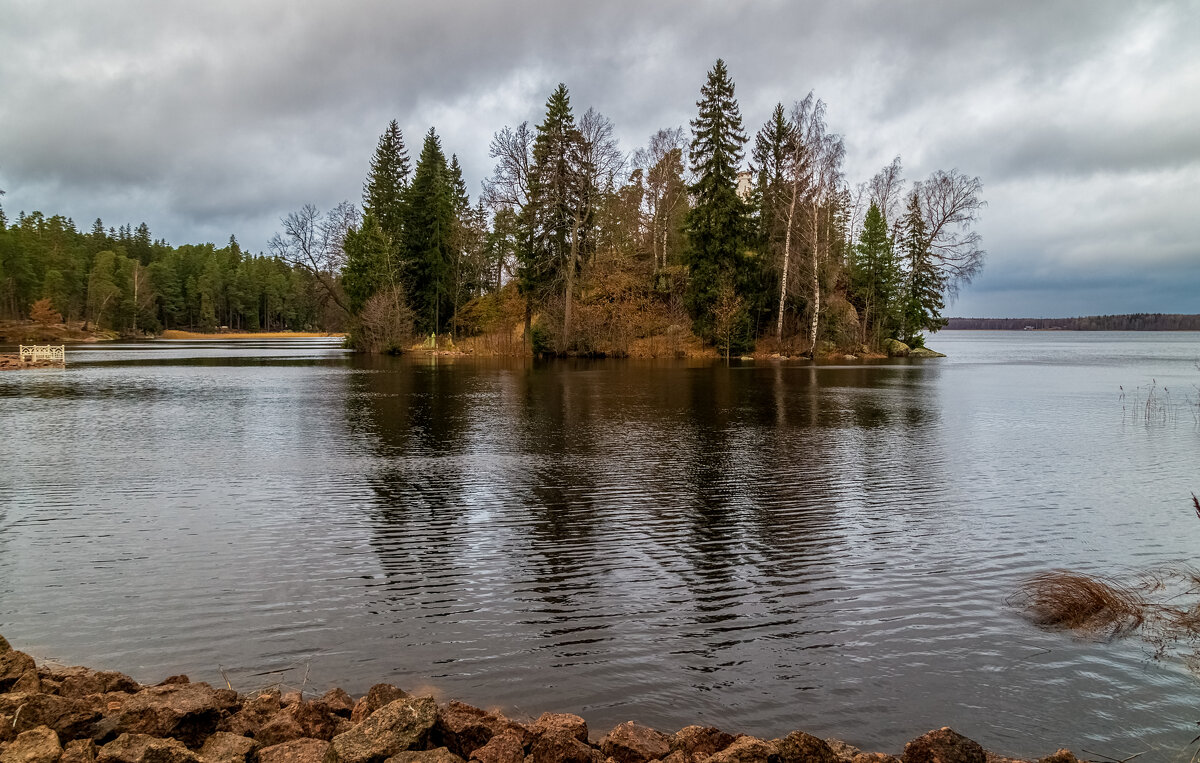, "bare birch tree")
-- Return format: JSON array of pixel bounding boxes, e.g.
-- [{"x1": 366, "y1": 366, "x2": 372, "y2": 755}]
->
[
  {"x1": 918, "y1": 169, "x2": 986, "y2": 294},
  {"x1": 635, "y1": 127, "x2": 688, "y2": 269},
  {"x1": 269, "y1": 201, "x2": 359, "y2": 314}
]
